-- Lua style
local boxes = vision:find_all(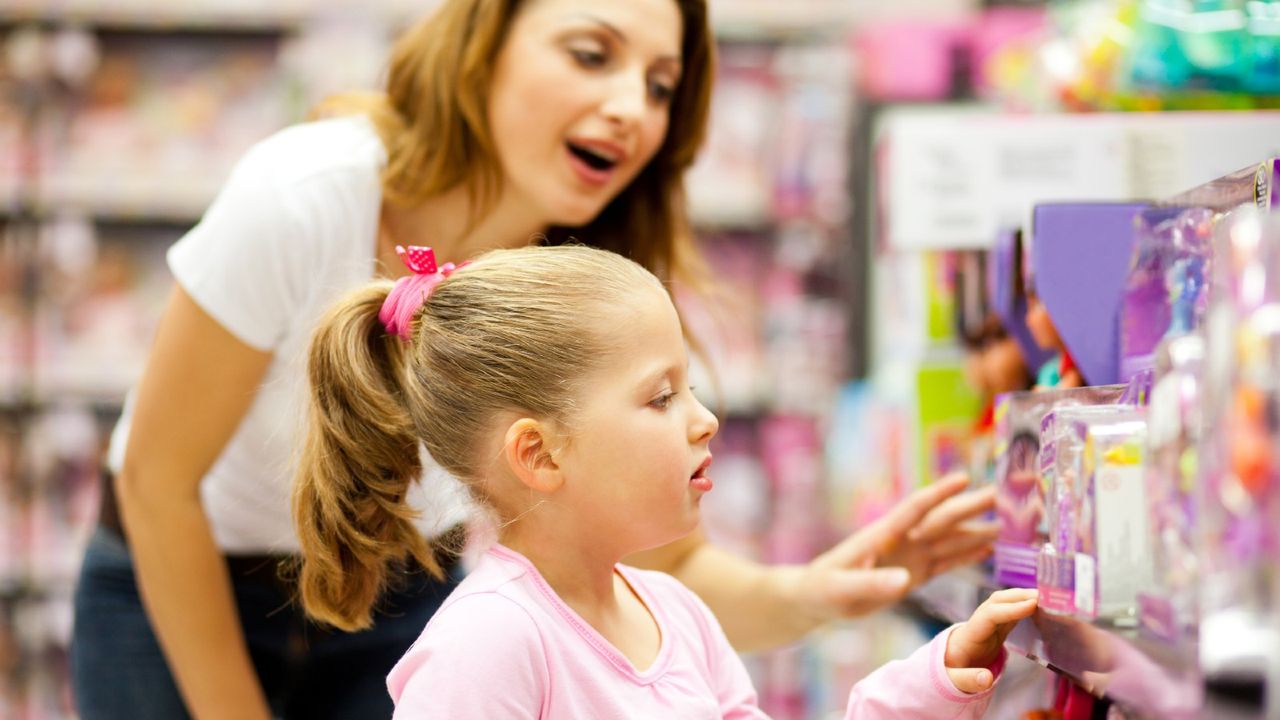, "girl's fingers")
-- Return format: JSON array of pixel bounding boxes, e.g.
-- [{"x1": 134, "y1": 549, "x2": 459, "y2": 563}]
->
[
  {"x1": 946, "y1": 667, "x2": 995, "y2": 695},
  {"x1": 984, "y1": 588, "x2": 1040, "y2": 604},
  {"x1": 966, "y1": 591, "x2": 1038, "y2": 637}
]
